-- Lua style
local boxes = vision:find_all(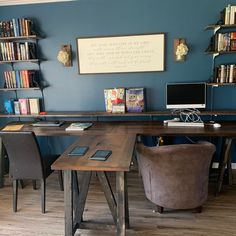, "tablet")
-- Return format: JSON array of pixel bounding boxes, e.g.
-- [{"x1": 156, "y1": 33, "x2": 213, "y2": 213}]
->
[
  {"x1": 90, "y1": 150, "x2": 112, "y2": 161},
  {"x1": 68, "y1": 146, "x2": 89, "y2": 156}
]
